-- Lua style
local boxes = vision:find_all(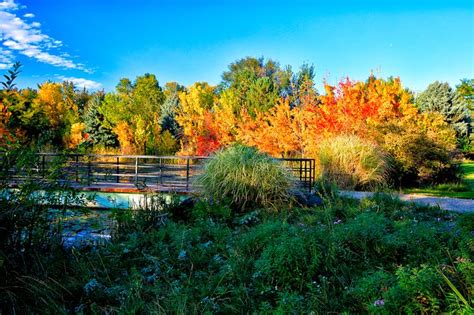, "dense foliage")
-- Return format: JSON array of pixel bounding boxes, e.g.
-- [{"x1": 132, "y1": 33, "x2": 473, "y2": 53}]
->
[{"x1": 0, "y1": 58, "x2": 471, "y2": 187}]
